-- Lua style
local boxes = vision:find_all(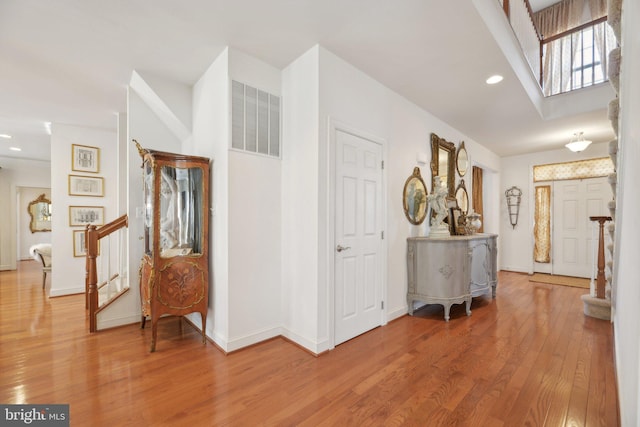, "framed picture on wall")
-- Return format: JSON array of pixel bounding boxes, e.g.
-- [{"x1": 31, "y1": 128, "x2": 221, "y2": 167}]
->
[
  {"x1": 68, "y1": 175, "x2": 104, "y2": 197},
  {"x1": 69, "y1": 206, "x2": 104, "y2": 227},
  {"x1": 73, "y1": 229, "x2": 99, "y2": 257},
  {"x1": 72, "y1": 144, "x2": 100, "y2": 173}
]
